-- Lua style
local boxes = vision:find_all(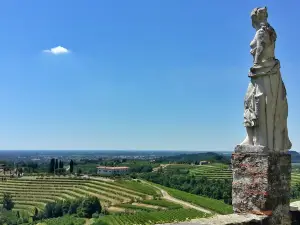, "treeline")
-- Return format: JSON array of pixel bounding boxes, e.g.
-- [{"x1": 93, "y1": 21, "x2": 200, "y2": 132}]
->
[
  {"x1": 140, "y1": 172, "x2": 232, "y2": 204},
  {"x1": 155, "y1": 152, "x2": 230, "y2": 164},
  {"x1": 130, "y1": 165, "x2": 153, "y2": 173},
  {"x1": 291, "y1": 183, "x2": 300, "y2": 199},
  {"x1": 0, "y1": 193, "x2": 29, "y2": 224},
  {"x1": 38, "y1": 196, "x2": 102, "y2": 220},
  {"x1": 0, "y1": 195, "x2": 102, "y2": 225},
  {"x1": 49, "y1": 159, "x2": 74, "y2": 174}
]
